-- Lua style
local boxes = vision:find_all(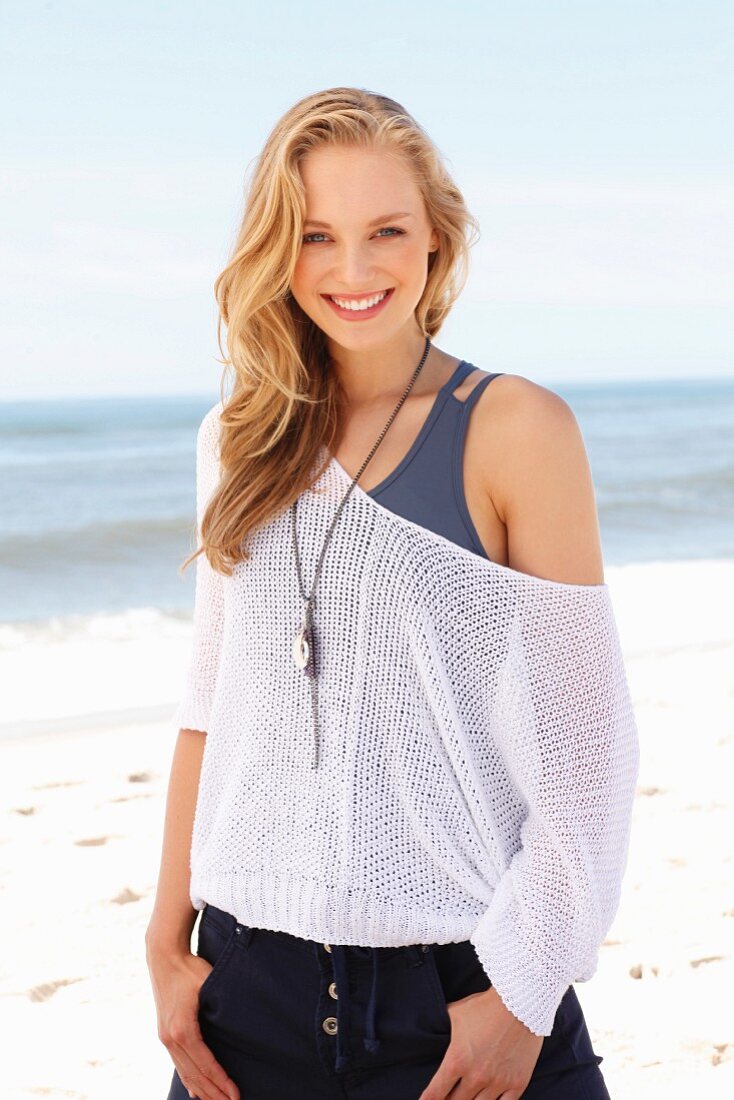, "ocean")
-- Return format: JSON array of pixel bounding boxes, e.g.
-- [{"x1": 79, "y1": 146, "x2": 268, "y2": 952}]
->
[{"x1": 1, "y1": 379, "x2": 732, "y2": 737}]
